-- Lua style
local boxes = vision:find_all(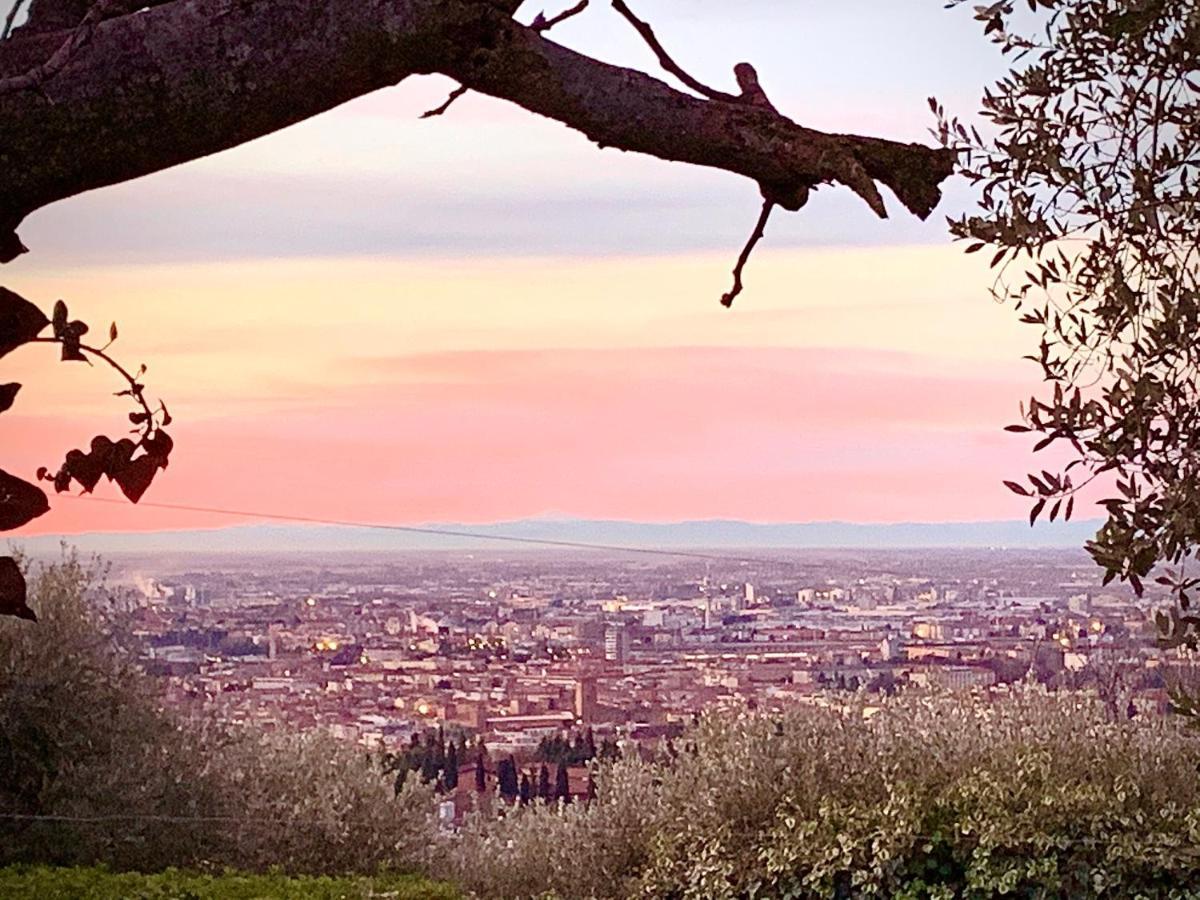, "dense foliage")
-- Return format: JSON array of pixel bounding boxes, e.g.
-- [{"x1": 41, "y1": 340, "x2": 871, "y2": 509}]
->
[
  {"x1": 448, "y1": 689, "x2": 1200, "y2": 899},
  {"x1": 937, "y1": 2, "x2": 1200, "y2": 630},
  {"x1": 0, "y1": 553, "x2": 435, "y2": 874},
  {"x1": 0, "y1": 865, "x2": 458, "y2": 900},
  {"x1": 8, "y1": 554, "x2": 1200, "y2": 898}
]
